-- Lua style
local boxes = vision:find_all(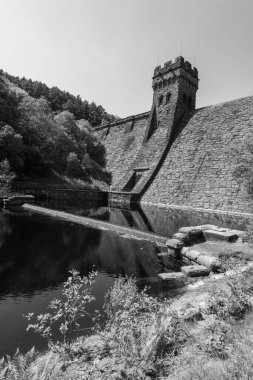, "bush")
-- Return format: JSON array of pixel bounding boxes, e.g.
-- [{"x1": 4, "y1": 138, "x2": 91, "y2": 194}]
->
[
  {"x1": 25, "y1": 270, "x2": 97, "y2": 358},
  {"x1": 206, "y1": 269, "x2": 253, "y2": 320},
  {"x1": 94, "y1": 277, "x2": 188, "y2": 379}
]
